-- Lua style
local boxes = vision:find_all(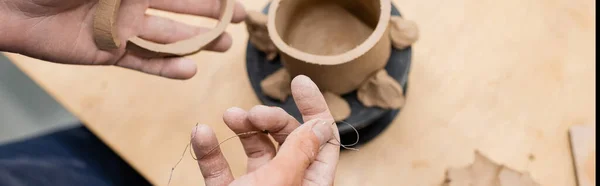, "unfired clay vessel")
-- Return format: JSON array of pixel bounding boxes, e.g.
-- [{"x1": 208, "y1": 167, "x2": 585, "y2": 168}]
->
[
  {"x1": 93, "y1": 0, "x2": 234, "y2": 57},
  {"x1": 247, "y1": 0, "x2": 419, "y2": 121}
]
